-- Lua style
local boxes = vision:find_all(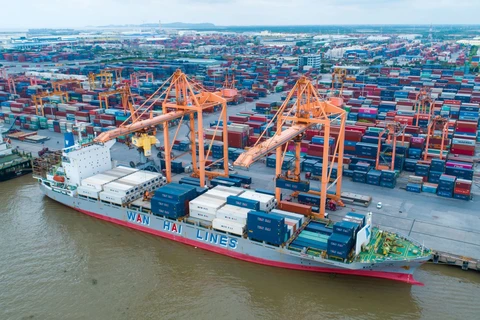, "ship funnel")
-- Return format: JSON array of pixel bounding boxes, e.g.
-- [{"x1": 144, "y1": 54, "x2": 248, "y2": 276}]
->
[{"x1": 64, "y1": 131, "x2": 75, "y2": 150}]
